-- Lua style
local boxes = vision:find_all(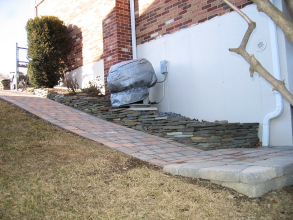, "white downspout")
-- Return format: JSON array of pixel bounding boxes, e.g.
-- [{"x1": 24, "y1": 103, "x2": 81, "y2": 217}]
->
[
  {"x1": 130, "y1": 0, "x2": 137, "y2": 59},
  {"x1": 262, "y1": 0, "x2": 284, "y2": 146}
]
